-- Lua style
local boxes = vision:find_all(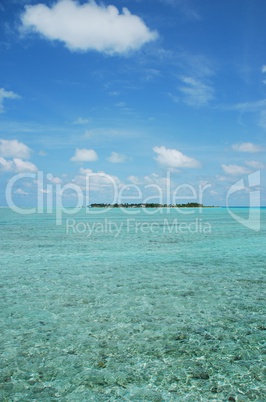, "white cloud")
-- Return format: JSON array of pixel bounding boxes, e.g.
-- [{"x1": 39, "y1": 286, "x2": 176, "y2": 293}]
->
[
  {"x1": 232, "y1": 99, "x2": 266, "y2": 112},
  {"x1": 142, "y1": 68, "x2": 161, "y2": 82},
  {"x1": 143, "y1": 173, "x2": 171, "y2": 188},
  {"x1": 0, "y1": 157, "x2": 38, "y2": 173},
  {"x1": 13, "y1": 158, "x2": 38, "y2": 173},
  {"x1": 178, "y1": 76, "x2": 214, "y2": 107},
  {"x1": 21, "y1": 0, "x2": 158, "y2": 55},
  {"x1": 232, "y1": 142, "x2": 264, "y2": 152},
  {"x1": 245, "y1": 160, "x2": 265, "y2": 169},
  {"x1": 0, "y1": 88, "x2": 21, "y2": 113},
  {"x1": 71, "y1": 148, "x2": 98, "y2": 162},
  {"x1": 0, "y1": 139, "x2": 31, "y2": 159},
  {"x1": 153, "y1": 146, "x2": 201, "y2": 169},
  {"x1": 179, "y1": 52, "x2": 214, "y2": 79},
  {"x1": 127, "y1": 175, "x2": 141, "y2": 185},
  {"x1": 73, "y1": 168, "x2": 121, "y2": 193},
  {"x1": 0, "y1": 157, "x2": 13, "y2": 172},
  {"x1": 229, "y1": 99, "x2": 266, "y2": 129},
  {"x1": 79, "y1": 168, "x2": 93, "y2": 175},
  {"x1": 221, "y1": 164, "x2": 250, "y2": 176},
  {"x1": 107, "y1": 152, "x2": 127, "y2": 163},
  {"x1": 47, "y1": 174, "x2": 62, "y2": 184},
  {"x1": 216, "y1": 175, "x2": 228, "y2": 182},
  {"x1": 127, "y1": 173, "x2": 171, "y2": 188},
  {"x1": 15, "y1": 188, "x2": 29, "y2": 195},
  {"x1": 262, "y1": 65, "x2": 266, "y2": 73}
]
